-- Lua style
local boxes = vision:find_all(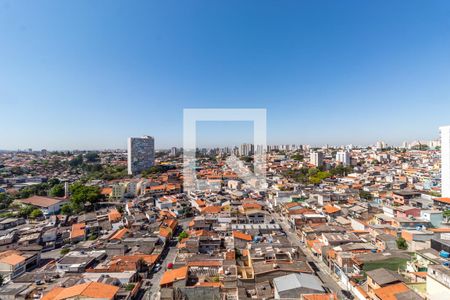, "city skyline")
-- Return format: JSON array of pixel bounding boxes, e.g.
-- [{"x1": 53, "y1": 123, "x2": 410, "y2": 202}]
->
[{"x1": 2, "y1": 1, "x2": 450, "y2": 149}]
